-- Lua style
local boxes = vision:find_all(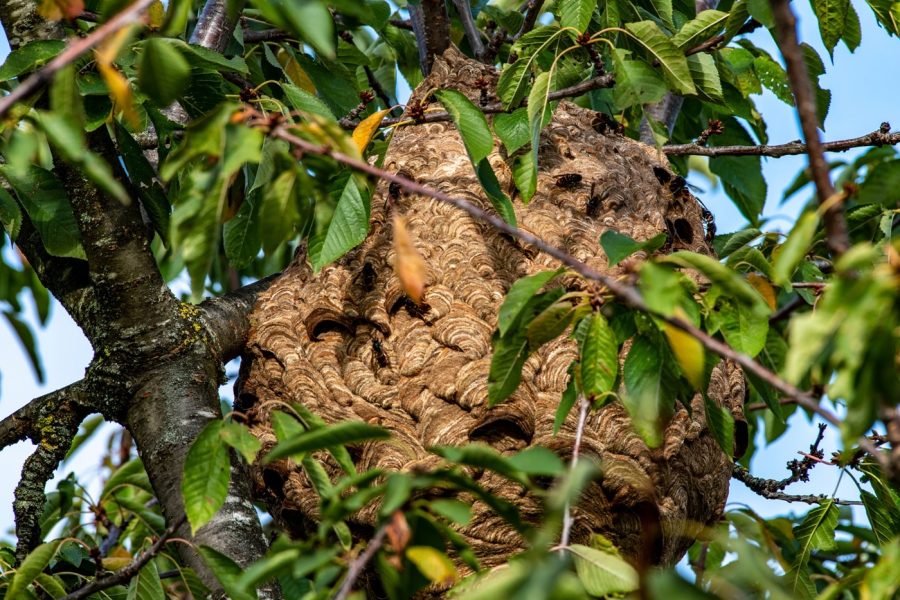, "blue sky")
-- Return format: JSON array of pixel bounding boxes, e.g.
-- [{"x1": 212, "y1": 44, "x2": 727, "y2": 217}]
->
[{"x1": 0, "y1": 2, "x2": 897, "y2": 536}]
